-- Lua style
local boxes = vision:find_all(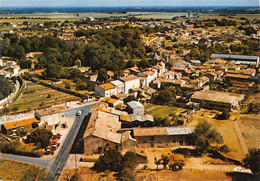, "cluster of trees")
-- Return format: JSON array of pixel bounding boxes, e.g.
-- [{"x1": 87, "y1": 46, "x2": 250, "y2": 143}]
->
[
  {"x1": 184, "y1": 39, "x2": 259, "y2": 63},
  {"x1": 184, "y1": 43, "x2": 229, "y2": 62},
  {"x1": 154, "y1": 154, "x2": 185, "y2": 171},
  {"x1": 213, "y1": 18, "x2": 237, "y2": 26},
  {"x1": 0, "y1": 138, "x2": 43, "y2": 157},
  {"x1": 81, "y1": 26, "x2": 147, "y2": 72},
  {"x1": 0, "y1": 77, "x2": 14, "y2": 100},
  {"x1": 44, "y1": 65, "x2": 82, "y2": 79},
  {"x1": 238, "y1": 26, "x2": 257, "y2": 35},
  {"x1": 25, "y1": 128, "x2": 53, "y2": 149},
  {"x1": 0, "y1": 34, "x2": 85, "y2": 69},
  {"x1": 93, "y1": 148, "x2": 137, "y2": 181},
  {"x1": 153, "y1": 86, "x2": 176, "y2": 105}
]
